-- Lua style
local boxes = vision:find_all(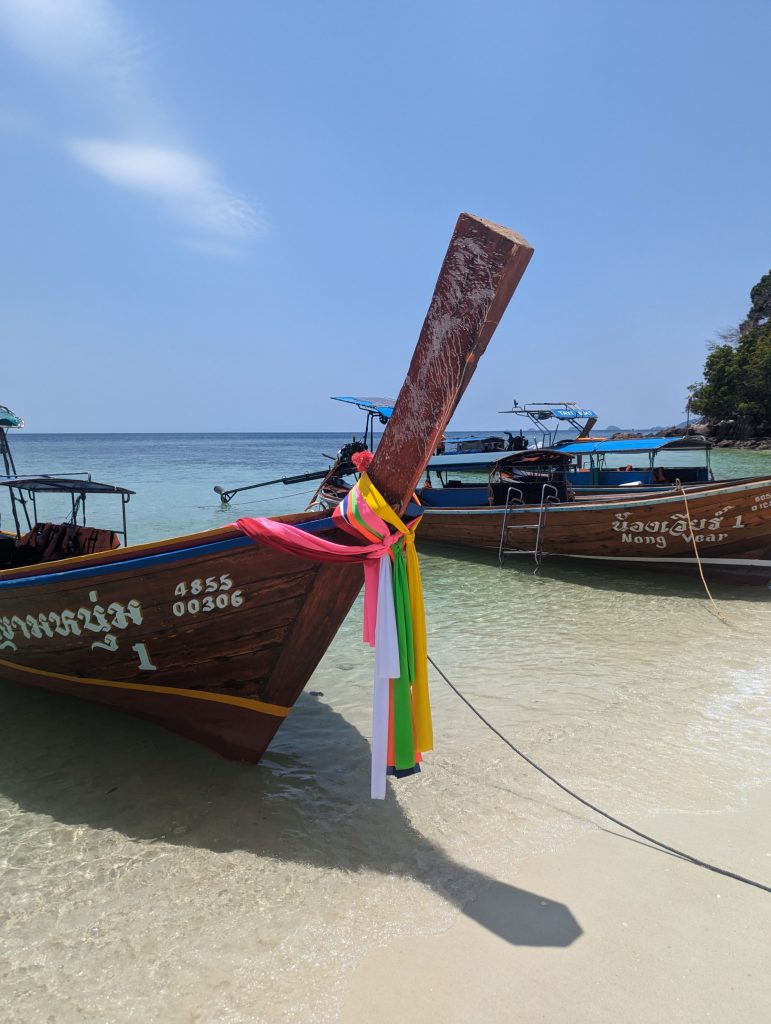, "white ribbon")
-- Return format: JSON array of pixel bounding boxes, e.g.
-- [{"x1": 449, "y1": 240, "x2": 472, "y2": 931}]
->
[{"x1": 370, "y1": 554, "x2": 400, "y2": 799}]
